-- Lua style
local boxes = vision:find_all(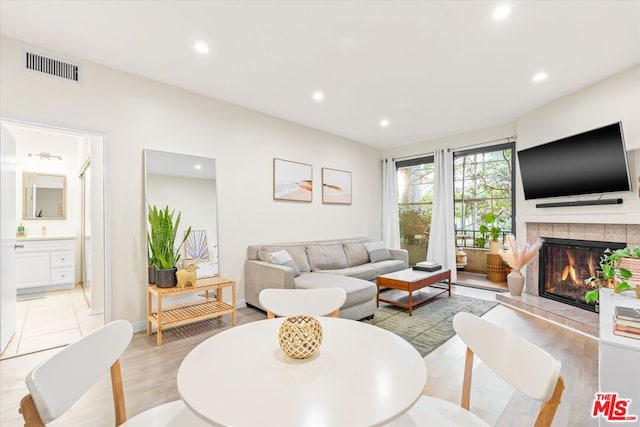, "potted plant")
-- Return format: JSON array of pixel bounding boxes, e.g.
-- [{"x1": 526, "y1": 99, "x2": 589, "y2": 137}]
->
[
  {"x1": 147, "y1": 204, "x2": 192, "y2": 288},
  {"x1": 585, "y1": 246, "x2": 640, "y2": 304},
  {"x1": 475, "y1": 212, "x2": 504, "y2": 254}
]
